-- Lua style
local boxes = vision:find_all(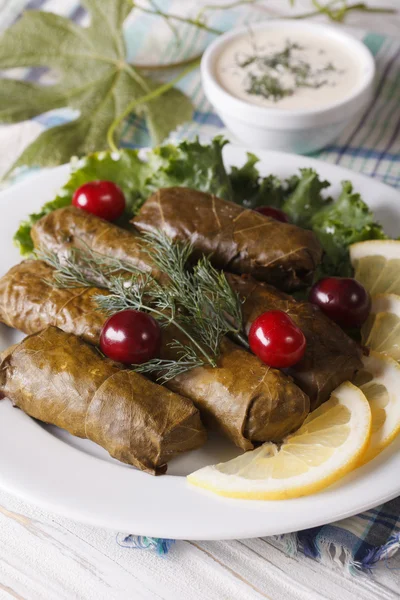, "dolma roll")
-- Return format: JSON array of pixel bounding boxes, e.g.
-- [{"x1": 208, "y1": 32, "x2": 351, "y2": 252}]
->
[
  {"x1": 0, "y1": 327, "x2": 207, "y2": 474},
  {"x1": 0, "y1": 259, "x2": 107, "y2": 345},
  {"x1": 161, "y1": 336, "x2": 310, "y2": 449},
  {"x1": 0, "y1": 261, "x2": 309, "y2": 450},
  {"x1": 31, "y1": 206, "x2": 161, "y2": 278},
  {"x1": 132, "y1": 187, "x2": 323, "y2": 291},
  {"x1": 227, "y1": 274, "x2": 363, "y2": 410}
]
